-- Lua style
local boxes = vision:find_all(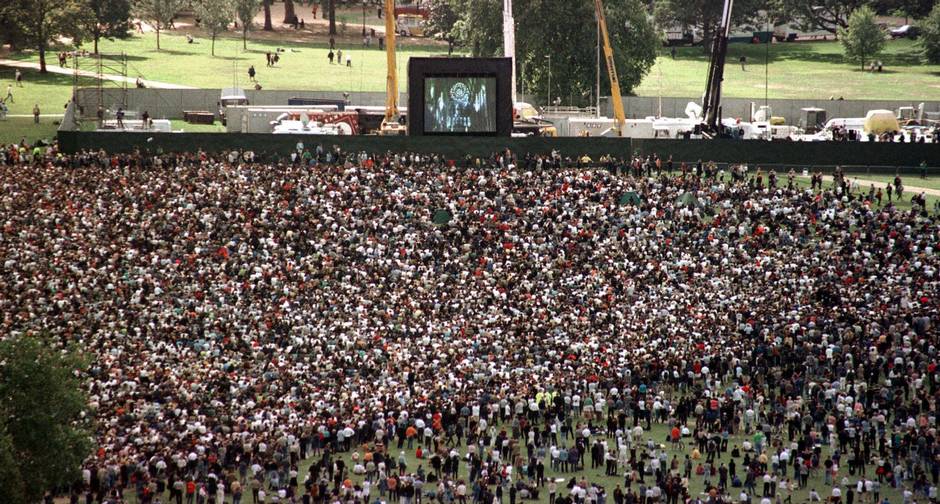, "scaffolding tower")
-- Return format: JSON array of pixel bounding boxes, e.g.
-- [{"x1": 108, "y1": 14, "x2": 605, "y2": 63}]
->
[{"x1": 72, "y1": 52, "x2": 128, "y2": 128}]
